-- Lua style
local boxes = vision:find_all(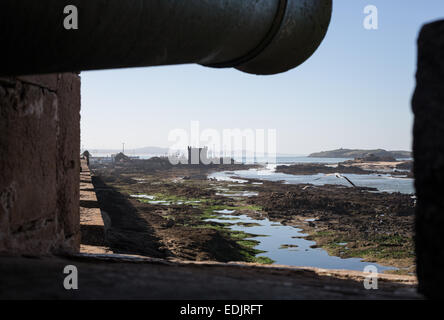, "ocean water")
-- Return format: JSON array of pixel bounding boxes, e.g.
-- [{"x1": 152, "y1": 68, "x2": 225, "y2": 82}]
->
[
  {"x1": 229, "y1": 156, "x2": 353, "y2": 164},
  {"x1": 209, "y1": 156, "x2": 415, "y2": 195},
  {"x1": 210, "y1": 168, "x2": 415, "y2": 194}
]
